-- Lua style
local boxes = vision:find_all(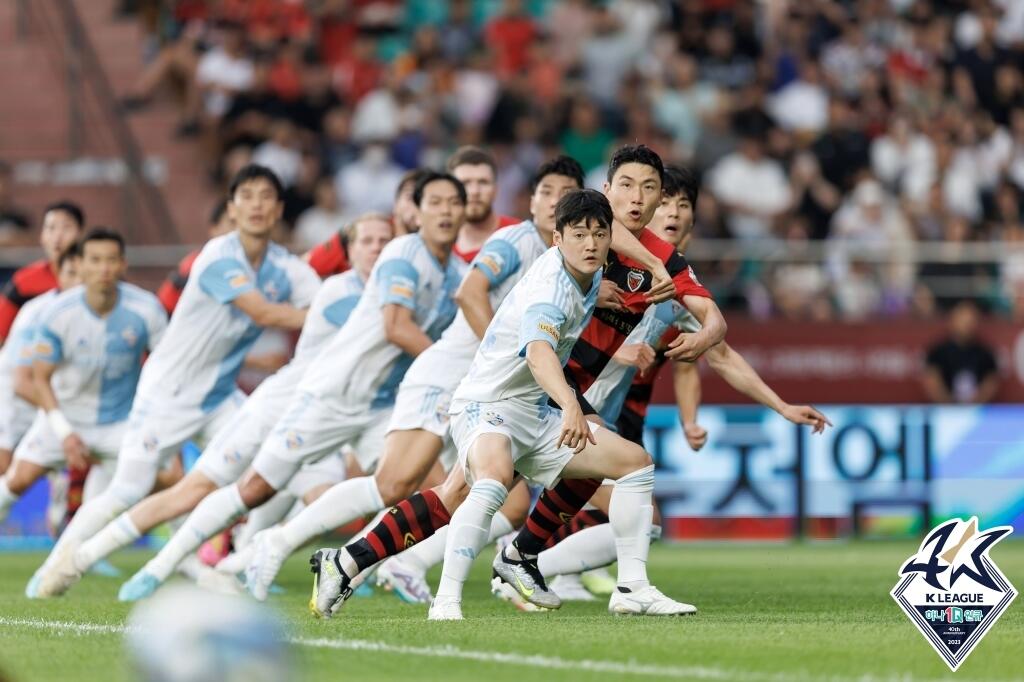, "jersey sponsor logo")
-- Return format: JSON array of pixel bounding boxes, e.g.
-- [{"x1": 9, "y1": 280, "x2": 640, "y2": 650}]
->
[
  {"x1": 626, "y1": 269, "x2": 645, "y2": 292},
  {"x1": 228, "y1": 270, "x2": 250, "y2": 289},
  {"x1": 478, "y1": 254, "x2": 502, "y2": 276},
  {"x1": 538, "y1": 321, "x2": 560, "y2": 342},
  {"x1": 34, "y1": 340, "x2": 53, "y2": 356},
  {"x1": 891, "y1": 517, "x2": 1017, "y2": 671},
  {"x1": 687, "y1": 265, "x2": 700, "y2": 286}
]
